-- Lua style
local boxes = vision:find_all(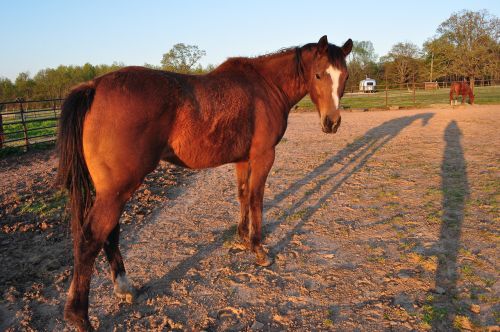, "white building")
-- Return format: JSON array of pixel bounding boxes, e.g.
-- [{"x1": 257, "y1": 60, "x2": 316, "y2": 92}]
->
[{"x1": 359, "y1": 78, "x2": 377, "y2": 92}]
